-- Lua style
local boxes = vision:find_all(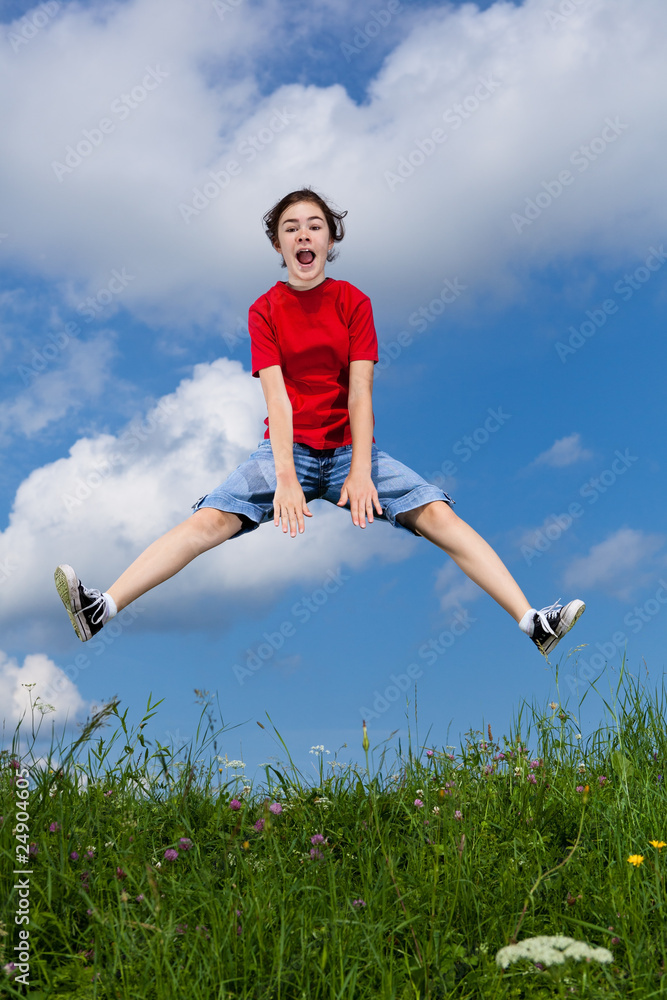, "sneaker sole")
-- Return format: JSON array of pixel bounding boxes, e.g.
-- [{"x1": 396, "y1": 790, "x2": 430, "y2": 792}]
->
[
  {"x1": 54, "y1": 564, "x2": 91, "y2": 642},
  {"x1": 538, "y1": 600, "x2": 586, "y2": 656}
]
